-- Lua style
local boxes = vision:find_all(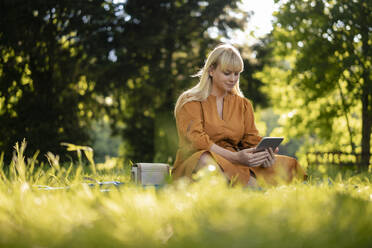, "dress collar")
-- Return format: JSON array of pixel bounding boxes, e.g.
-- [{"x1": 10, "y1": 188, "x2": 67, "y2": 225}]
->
[{"x1": 208, "y1": 92, "x2": 235, "y2": 99}]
